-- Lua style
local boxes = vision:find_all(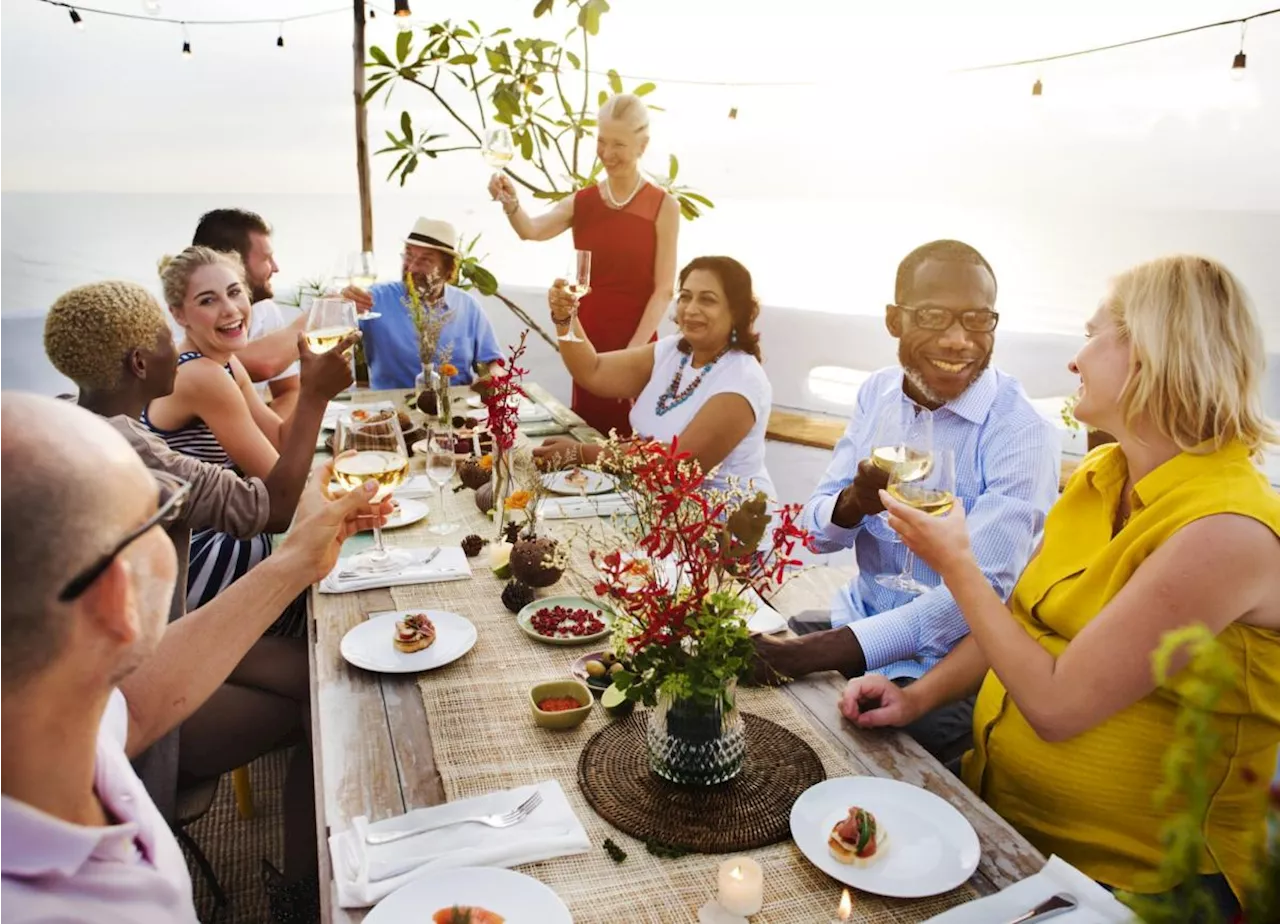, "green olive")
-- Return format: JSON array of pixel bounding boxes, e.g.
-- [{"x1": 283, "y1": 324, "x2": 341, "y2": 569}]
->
[{"x1": 585, "y1": 660, "x2": 606, "y2": 678}]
